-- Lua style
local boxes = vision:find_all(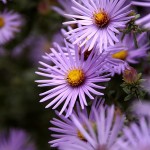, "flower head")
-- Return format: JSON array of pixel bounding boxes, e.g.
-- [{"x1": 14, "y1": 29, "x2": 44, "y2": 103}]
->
[
  {"x1": 106, "y1": 33, "x2": 149, "y2": 75},
  {"x1": 36, "y1": 40, "x2": 110, "y2": 117},
  {"x1": 63, "y1": 0, "x2": 132, "y2": 52},
  {"x1": 49, "y1": 98, "x2": 104, "y2": 147},
  {"x1": 57, "y1": 102, "x2": 124, "y2": 150},
  {"x1": 0, "y1": 10, "x2": 23, "y2": 45}
]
